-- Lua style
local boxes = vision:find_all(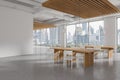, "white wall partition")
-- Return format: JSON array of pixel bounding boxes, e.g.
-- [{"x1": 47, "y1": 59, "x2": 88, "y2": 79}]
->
[{"x1": 0, "y1": 7, "x2": 33, "y2": 57}]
